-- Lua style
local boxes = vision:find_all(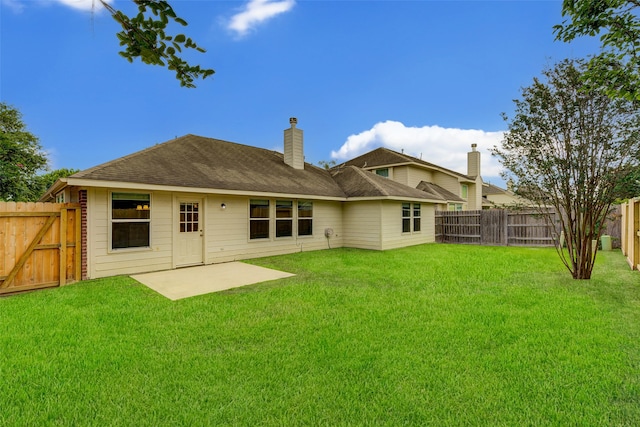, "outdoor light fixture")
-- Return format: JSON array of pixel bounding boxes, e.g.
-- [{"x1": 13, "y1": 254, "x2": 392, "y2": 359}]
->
[{"x1": 221, "y1": 203, "x2": 226, "y2": 210}]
